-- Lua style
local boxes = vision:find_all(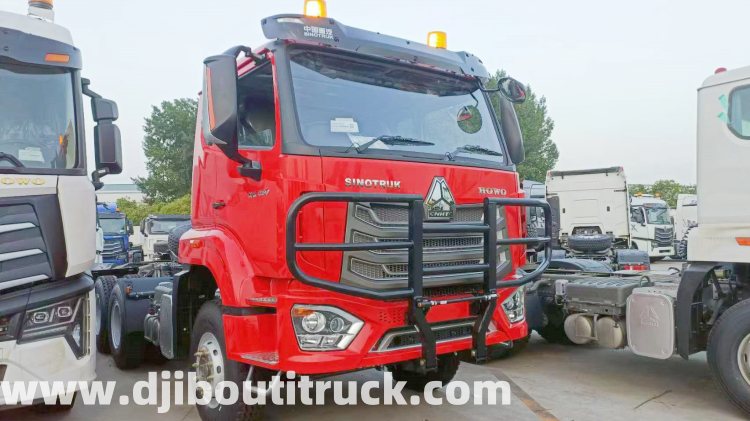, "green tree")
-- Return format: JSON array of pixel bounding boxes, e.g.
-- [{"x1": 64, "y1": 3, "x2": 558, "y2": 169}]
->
[
  {"x1": 116, "y1": 195, "x2": 191, "y2": 225},
  {"x1": 487, "y1": 71, "x2": 559, "y2": 182},
  {"x1": 134, "y1": 98, "x2": 198, "y2": 202},
  {"x1": 628, "y1": 180, "x2": 697, "y2": 208}
]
